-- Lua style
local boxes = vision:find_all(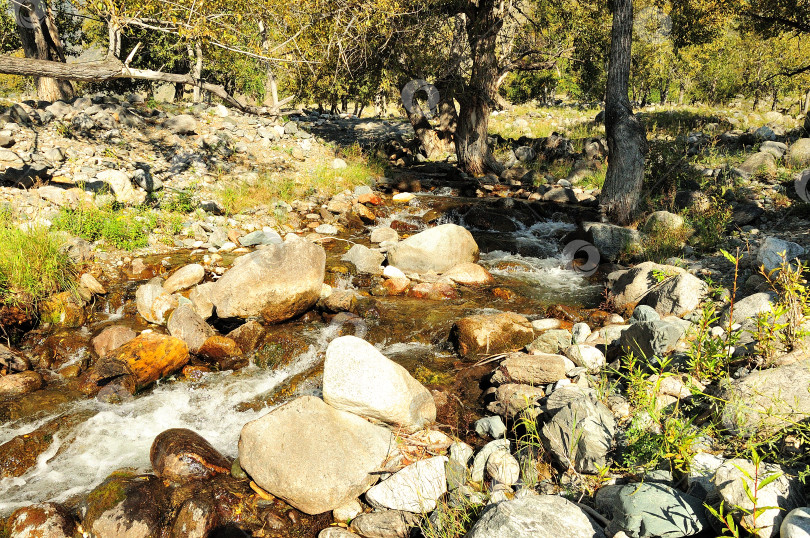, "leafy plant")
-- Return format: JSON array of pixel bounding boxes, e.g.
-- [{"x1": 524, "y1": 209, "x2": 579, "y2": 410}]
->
[
  {"x1": 759, "y1": 252, "x2": 810, "y2": 353},
  {"x1": 52, "y1": 205, "x2": 156, "y2": 250}
]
